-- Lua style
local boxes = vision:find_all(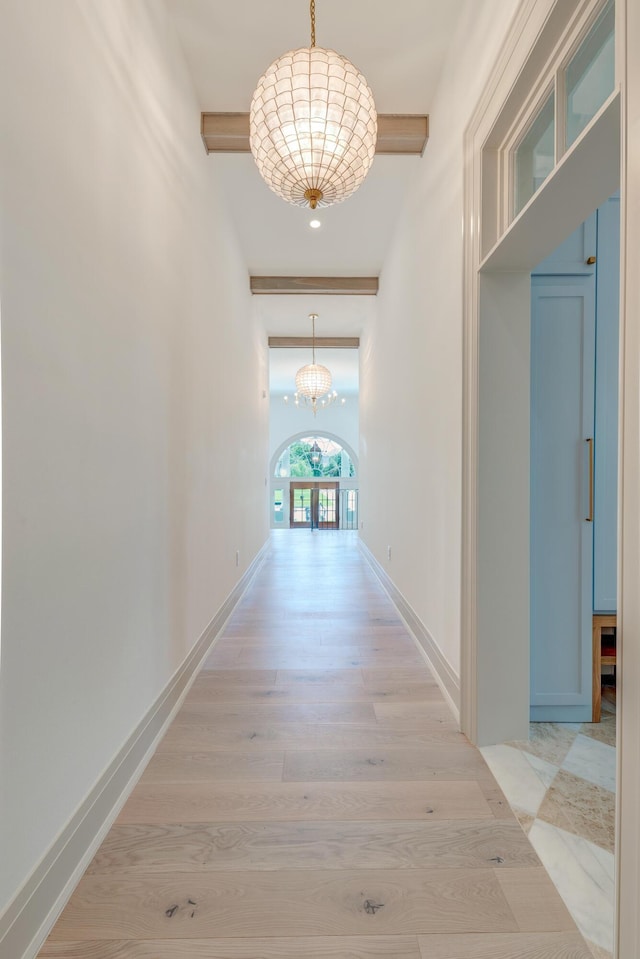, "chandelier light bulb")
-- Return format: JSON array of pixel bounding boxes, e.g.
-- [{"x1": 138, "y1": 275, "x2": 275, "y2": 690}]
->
[{"x1": 249, "y1": 2, "x2": 377, "y2": 210}]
